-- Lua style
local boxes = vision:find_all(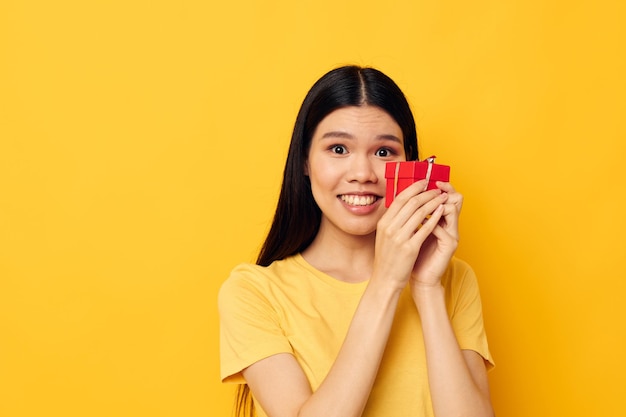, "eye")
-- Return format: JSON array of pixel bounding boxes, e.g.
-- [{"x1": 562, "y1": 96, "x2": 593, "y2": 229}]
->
[
  {"x1": 331, "y1": 145, "x2": 347, "y2": 155},
  {"x1": 375, "y1": 148, "x2": 394, "y2": 157}
]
